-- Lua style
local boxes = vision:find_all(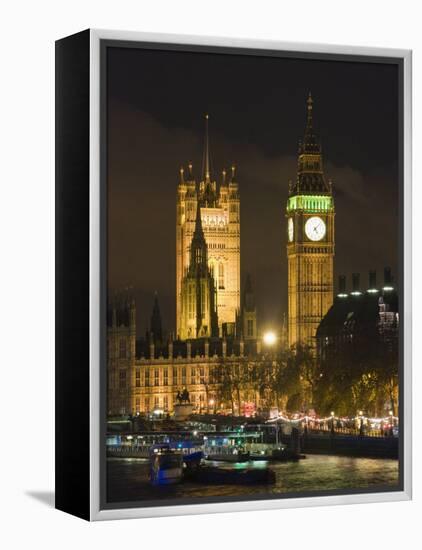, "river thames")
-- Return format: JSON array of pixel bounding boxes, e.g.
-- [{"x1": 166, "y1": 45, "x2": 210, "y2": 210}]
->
[{"x1": 107, "y1": 454, "x2": 399, "y2": 503}]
